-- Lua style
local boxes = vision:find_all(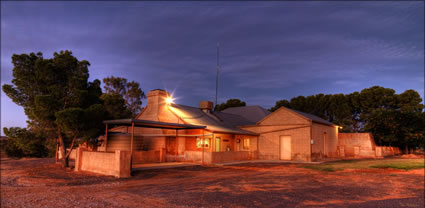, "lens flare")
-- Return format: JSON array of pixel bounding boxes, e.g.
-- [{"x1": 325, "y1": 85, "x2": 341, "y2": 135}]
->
[{"x1": 165, "y1": 96, "x2": 174, "y2": 104}]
